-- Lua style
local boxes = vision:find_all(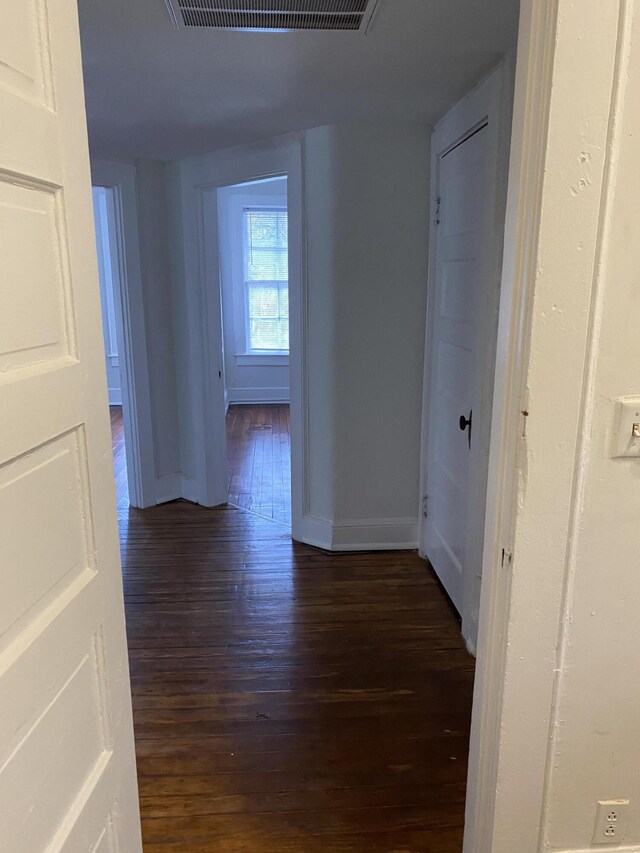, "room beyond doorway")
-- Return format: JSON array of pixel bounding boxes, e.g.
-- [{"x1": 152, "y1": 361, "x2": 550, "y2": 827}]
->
[
  {"x1": 226, "y1": 404, "x2": 291, "y2": 527},
  {"x1": 110, "y1": 405, "x2": 129, "y2": 511}
]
